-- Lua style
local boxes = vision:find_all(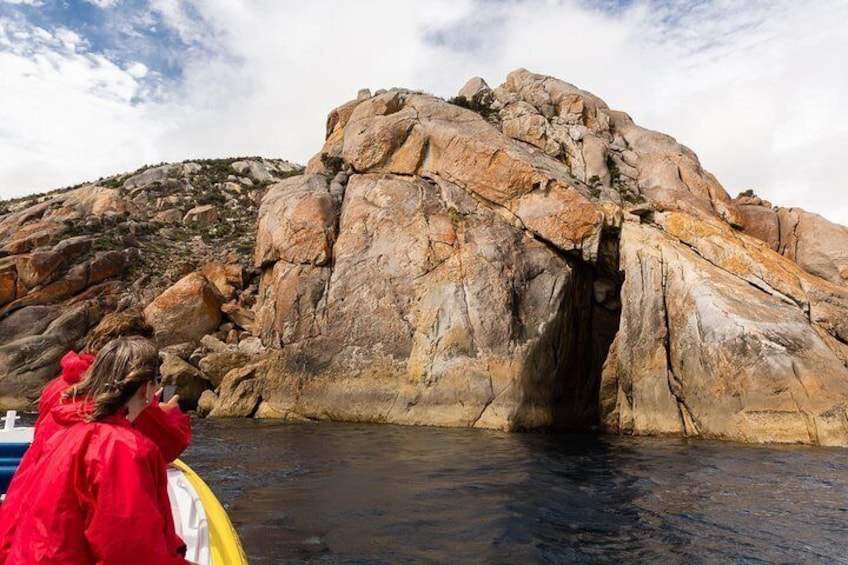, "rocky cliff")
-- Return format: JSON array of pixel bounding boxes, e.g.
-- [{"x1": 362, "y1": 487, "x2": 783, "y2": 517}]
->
[
  {"x1": 248, "y1": 69, "x2": 848, "y2": 444},
  {"x1": 2, "y1": 69, "x2": 847, "y2": 445}
]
